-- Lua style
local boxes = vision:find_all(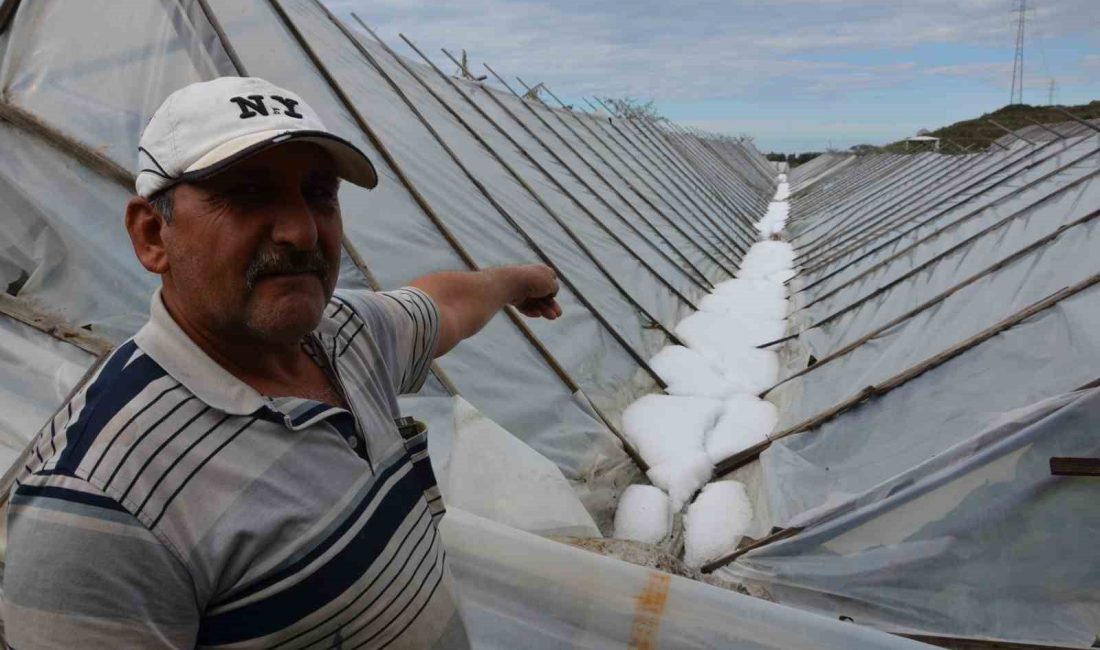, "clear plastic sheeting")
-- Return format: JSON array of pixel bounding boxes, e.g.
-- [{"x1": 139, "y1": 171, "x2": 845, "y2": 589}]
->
[
  {"x1": 766, "y1": 257, "x2": 1100, "y2": 526},
  {"x1": 427, "y1": 395, "x2": 602, "y2": 538},
  {"x1": 0, "y1": 120, "x2": 156, "y2": 340},
  {"x1": 718, "y1": 132, "x2": 1100, "y2": 646},
  {"x1": 772, "y1": 178, "x2": 1100, "y2": 429},
  {"x1": 441, "y1": 507, "x2": 934, "y2": 650},
  {"x1": 0, "y1": 0, "x2": 234, "y2": 171},
  {"x1": 727, "y1": 388, "x2": 1100, "y2": 648},
  {"x1": 0, "y1": 316, "x2": 94, "y2": 469}
]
